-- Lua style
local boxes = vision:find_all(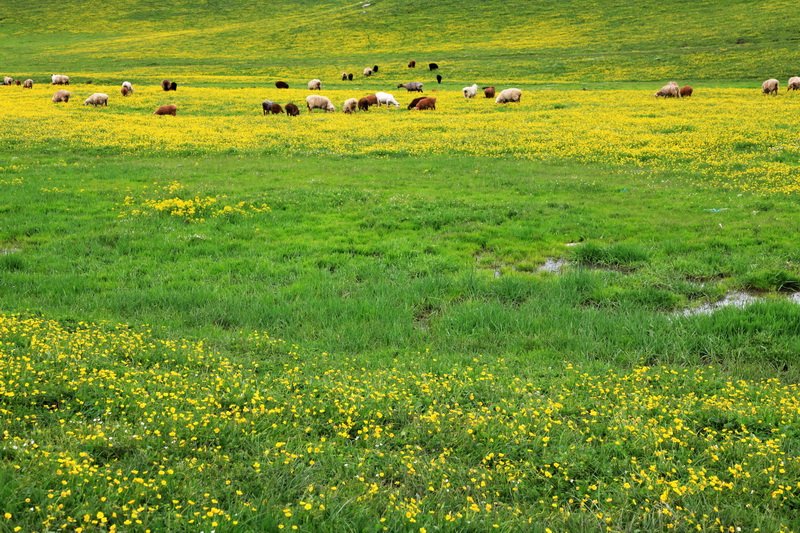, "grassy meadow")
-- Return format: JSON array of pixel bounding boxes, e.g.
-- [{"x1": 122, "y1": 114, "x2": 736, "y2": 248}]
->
[{"x1": 2, "y1": 1, "x2": 800, "y2": 531}]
